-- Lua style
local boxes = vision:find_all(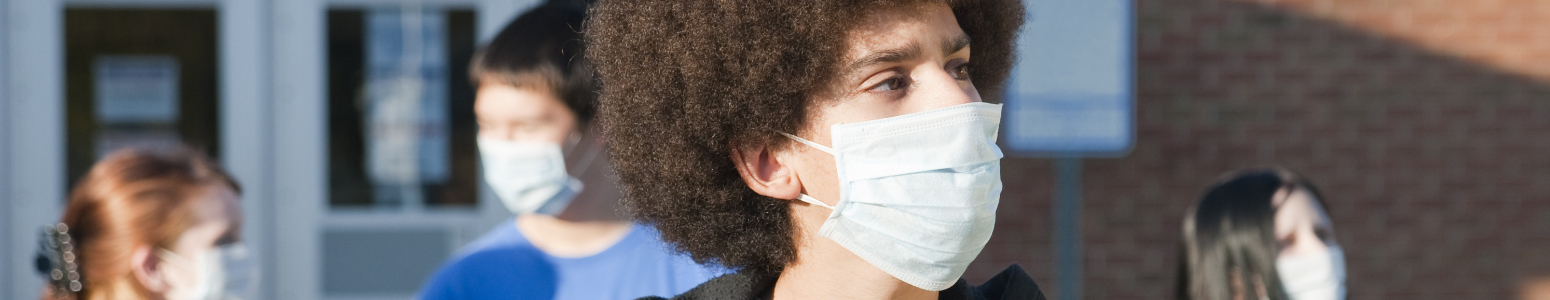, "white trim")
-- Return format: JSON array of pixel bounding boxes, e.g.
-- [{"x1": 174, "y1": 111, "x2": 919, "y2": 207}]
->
[
  {"x1": 329, "y1": 0, "x2": 476, "y2": 9},
  {"x1": 220, "y1": 0, "x2": 273, "y2": 298},
  {"x1": 273, "y1": 0, "x2": 326, "y2": 299},
  {"x1": 0, "y1": 0, "x2": 11, "y2": 297},
  {"x1": 61, "y1": 0, "x2": 216, "y2": 8},
  {"x1": 62, "y1": 0, "x2": 479, "y2": 8},
  {"x1": 6, "y1": 1, "x2": 64, "y2": 300}
]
